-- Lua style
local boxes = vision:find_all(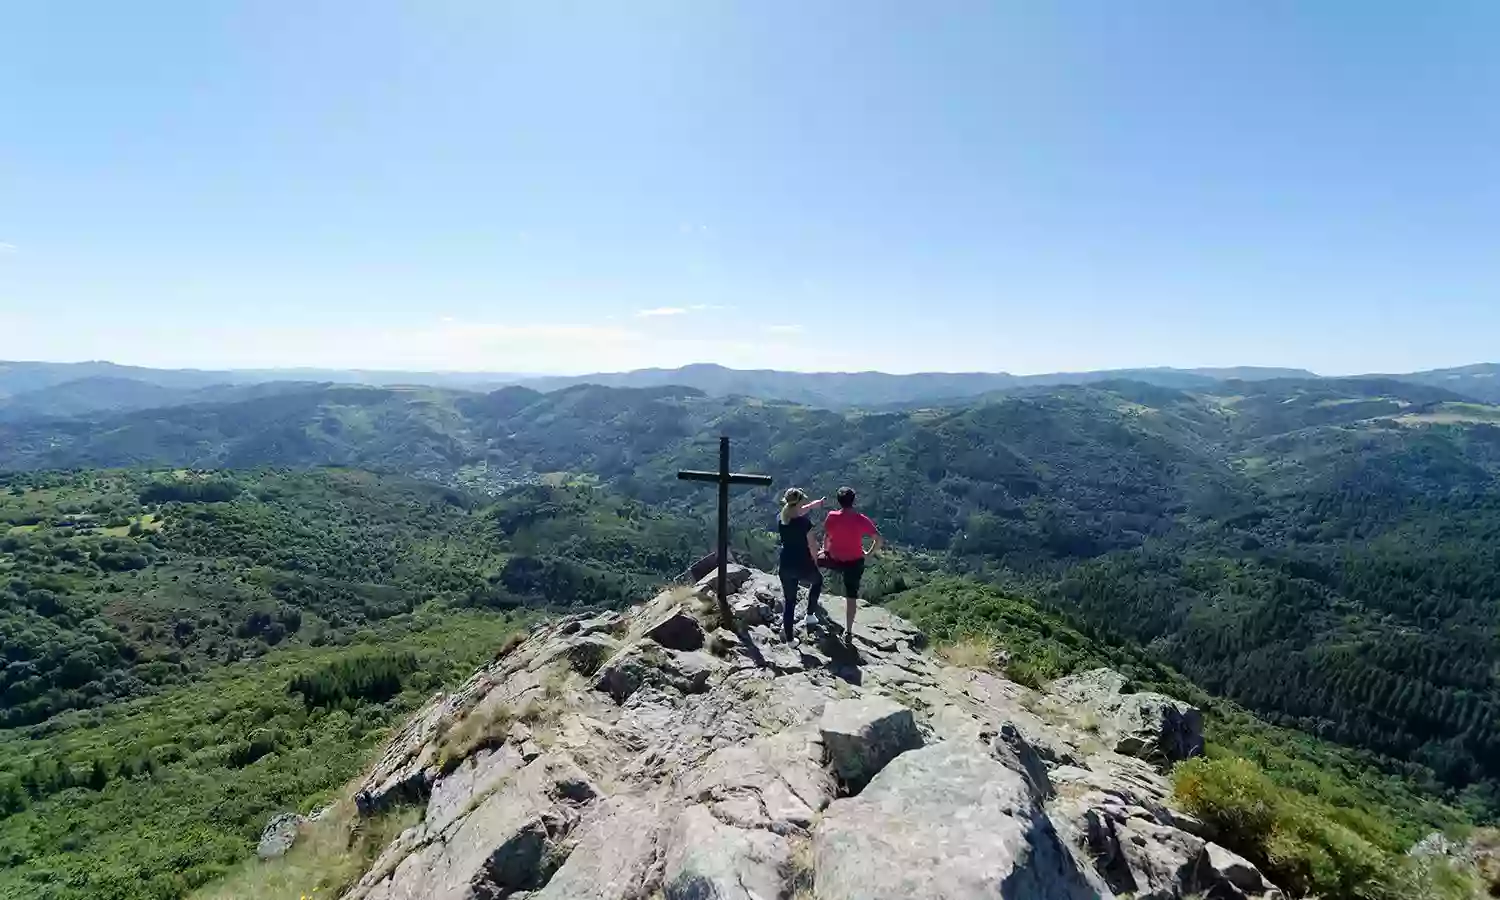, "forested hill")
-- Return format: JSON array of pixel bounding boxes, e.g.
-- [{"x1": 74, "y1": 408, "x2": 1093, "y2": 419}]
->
[{"x1": 5, "y1": 378, "x2": 1500, "y2": 815}]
